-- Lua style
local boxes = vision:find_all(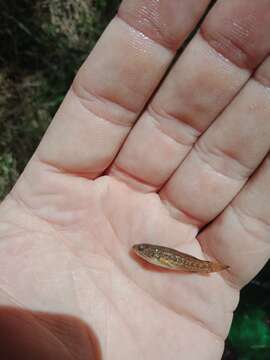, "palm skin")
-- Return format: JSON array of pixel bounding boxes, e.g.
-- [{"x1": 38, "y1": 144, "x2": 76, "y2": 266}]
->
[{"x1": 0, "y1": 167, "x2": 237, "y2": 359}]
